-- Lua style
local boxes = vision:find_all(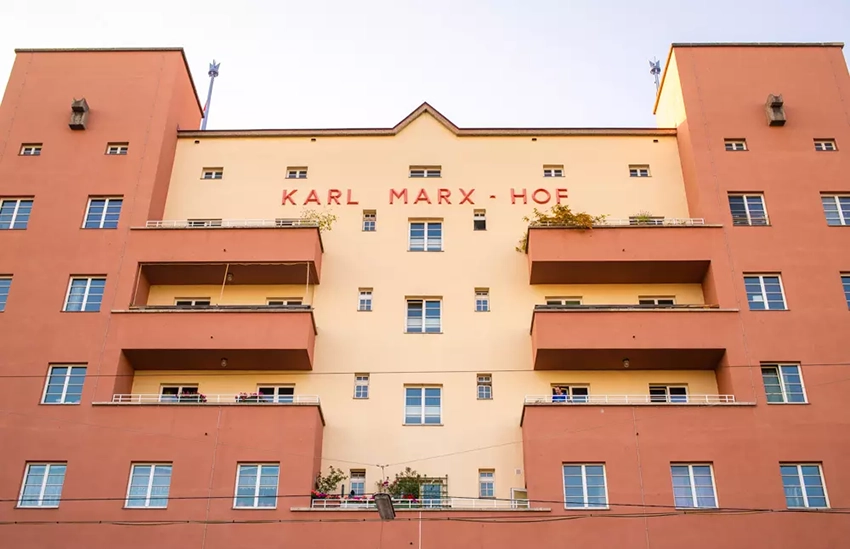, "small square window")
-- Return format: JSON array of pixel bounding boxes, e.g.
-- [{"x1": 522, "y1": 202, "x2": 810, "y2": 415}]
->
[
  {"x1": 18, "y1": 463, "x2": 67, "y2": 508},
  {"x1": 671, "y1": 464, "x2": 717, "y2": 508},
  {"x1": 744, "y1": 274, "x2": 787, "y2": 310},
  {"x1": 409, "y1": 166, "x2": 441, "y2": 178},
  {"x1": 724, "y1": 139, "x2": 747, "y2": 151},
  {"x1": 473, "y1": 210, "x2": 486, "y2": 231},
  {"x1": 201, "y1": 168, "x2": 224, "y2": 180},
  {"x1": 286, "y1": 167, "x2": 308, "y2": 179},
  {"x1": 0, "y1": 198, "x2": 34, "y2": 230},
  {"x1": 409, "y1": 220, "x2": 443, "y2": 251},
  {"x1": 479, "y1": 469, "x2": 495, "y2": 498},
  {"x1": 821, "y1": 195, "x2": 850, "y2": 226},
  {"x1": 728, "y1": 194, "x2": 768, "y2": 226},
  {"x1": 354, "y1": 374, "x2": 369, "y2": 399},
  {"x1": 0, "y1": 276, "x2": 10, "y2": 311},
  {"x1": 174, "y1": 298, "x2": 212, "y2": 307},
  {"x1": 362, "y1": 210, "x2": 376, "y2": 232},
  {"x1": 477, "y1": 375, "x2": 492, "y2": 400},
  {"x1": 234, "y1": 464, "x2": 279, "y2": 508},
  {"x1": 63, "y1": 277, "x2": 106, "y2": 312},
  {"x1": 545, "y1": 297, "x2": 582, "y2": 306},
  {"x1": 628, "y1": 165, "x2": 650, "y2": 177},
  {"x1": 106, "y1": 143, "x2": 129, "y2": 155},
  {"x1": 125, "y1": 464, "x2": 172, "y2": 508},
  {"x1": 406, "y1": 298, "x2": 441, "y2": 333},
  {"x1": 266, "y1": 298, "x2": 302, "y2": 306},
  {"x1": 42, "y1": 365, "x2": 86, "y2": 404},
  {"x1": 83, "y1": 197, "x2": 123, "y2": 229},
  {"x1": 761, "y1": 364, "x2": 806, "y2": 403},
  {"x1": 638, "y1": 297, "x2": 676, "y2": 306},
  {"x1": 475, "y1": 289, "x2": 490, "y2": 312},
  {"x1": 814, "y1": 139, "x2": 837, "y2": 152},
  {"x1": 358, "y1": 289, "x2": 373, "y2": 311},
  {"x1": 20, "y1": 144, "x2": 42, "y2": 156},
  {"x1": 781, "y1": 464, "x2": 829, "y2": 508},
  {"x1": 543, "y1": 165, "x2": 564, "y2": 178}
]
